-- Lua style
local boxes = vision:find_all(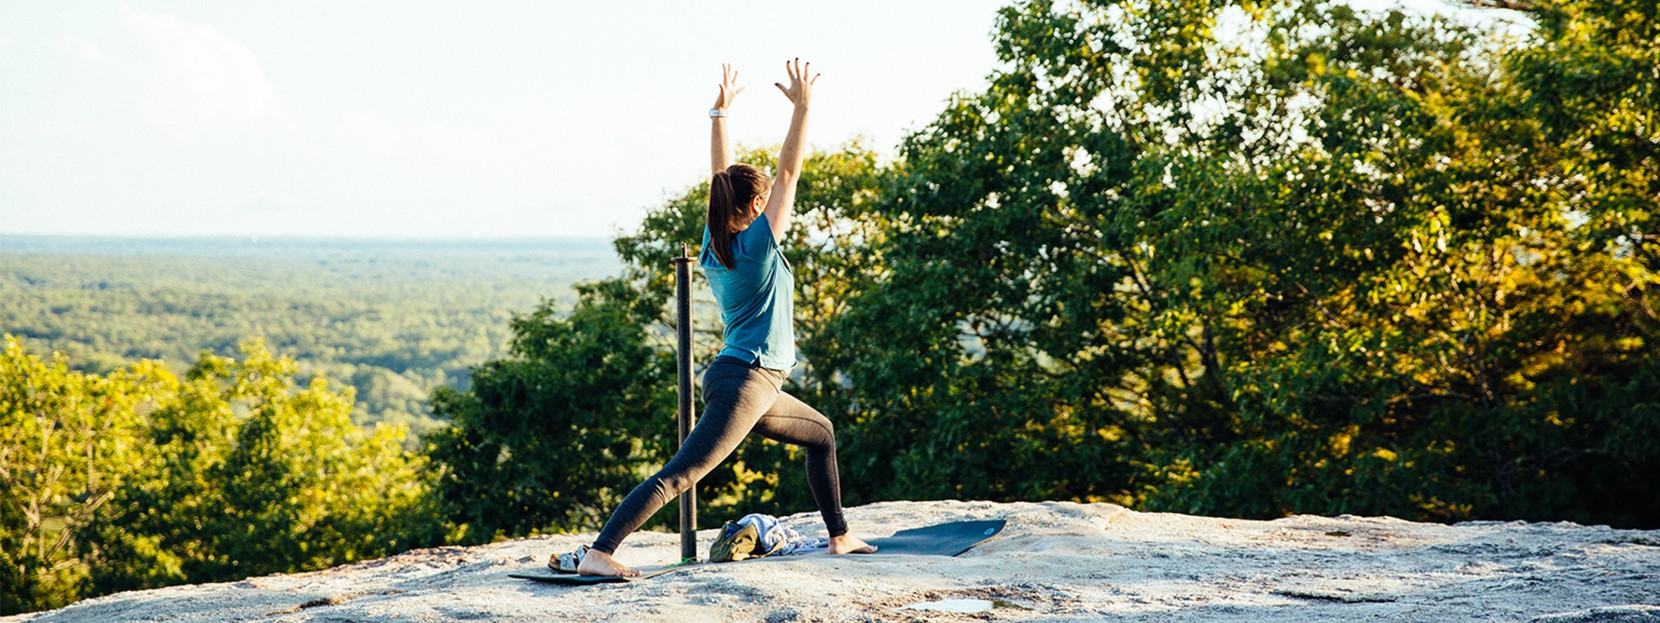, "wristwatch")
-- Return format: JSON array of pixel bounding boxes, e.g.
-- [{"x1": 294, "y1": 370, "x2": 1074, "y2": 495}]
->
[{"x1": 709, "y1": 109, "x2": 727, "y2": 118}]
